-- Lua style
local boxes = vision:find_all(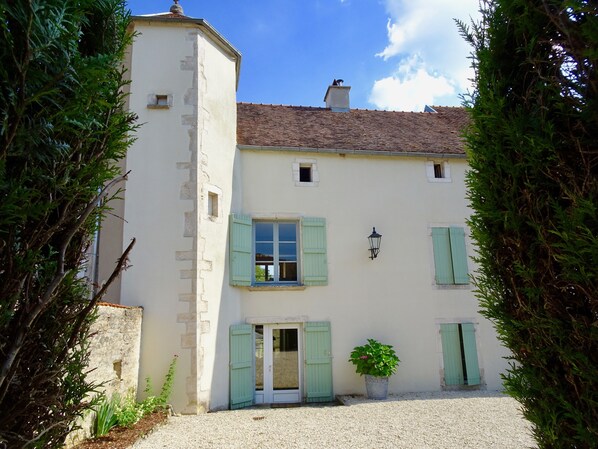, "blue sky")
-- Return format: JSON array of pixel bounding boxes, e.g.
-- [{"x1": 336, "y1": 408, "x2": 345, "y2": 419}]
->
[{"x1": 126, "y1": 0, "x2": 479, "y2": 111}]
